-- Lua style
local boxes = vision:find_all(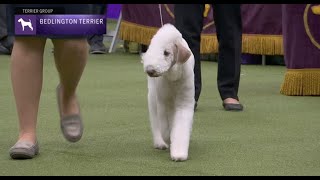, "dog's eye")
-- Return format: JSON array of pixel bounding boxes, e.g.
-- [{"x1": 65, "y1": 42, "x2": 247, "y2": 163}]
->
[{"x1": 164, "y1": 50, "x2": 170, "y2": 56}]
